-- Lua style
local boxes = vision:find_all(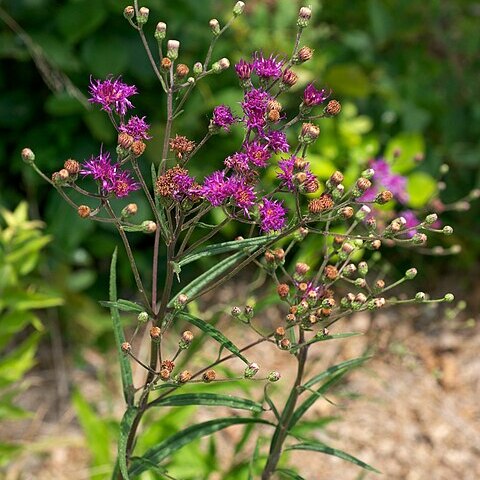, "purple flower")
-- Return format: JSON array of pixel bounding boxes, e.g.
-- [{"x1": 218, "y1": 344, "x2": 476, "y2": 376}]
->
[
  {"x1": 200, "y1": 170, "x2": 232, "y2": 206},
  {"x1": 399, "y1": 210, "x2": 420, "y2": 238},
  {"x1": 241, "y1": 88, "x2": 272, "y2": 132},
  {"x1": 235, "y1": 59, "x2": 253, "y2": 80},
  {"x1": 360, "y1": 159, "x2": 409, "y2": 203},
  {"x1": 212, "y1": 105, "x2": 237, "y2": 131},
  {"x1": 171, "y1": 169, "x2": 196, "y2": 201},
  {"x1": 244, "y1": 141, "x2": 271, "y2": 167},
  {"x1": 303, "y1": 83, "x2": 329, "y2": 107},
  {"x1": 258, "y1": 198, "x2": 287, "y2": 232},
  {"x1": 277, "y1": 155, "x2": 315, "y2": 191},
  {"x1": 252, "y1": 52, "x2": 284, "y2": 80},
  {"x1": 81, "y1": 149, "x2": 139, "y2": 197},
  {"x1": 265, "y1": 130, "x2": 290, "y2": 153},
  {"x1": 112, "y1": 170, "x2": 140, "y2": 198},
  {"x1": 88, "y1": 76, "x2": 137, "y2": 116},
  {"x1": 225, "y1": 152, "x2": 251, "y2": 173},
  {"x1": 229, "y1": 177, "x2": 256, "y2": 216},
  {"x1": 119, "y1": 116, "x2": 151, "y2": 140}
]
